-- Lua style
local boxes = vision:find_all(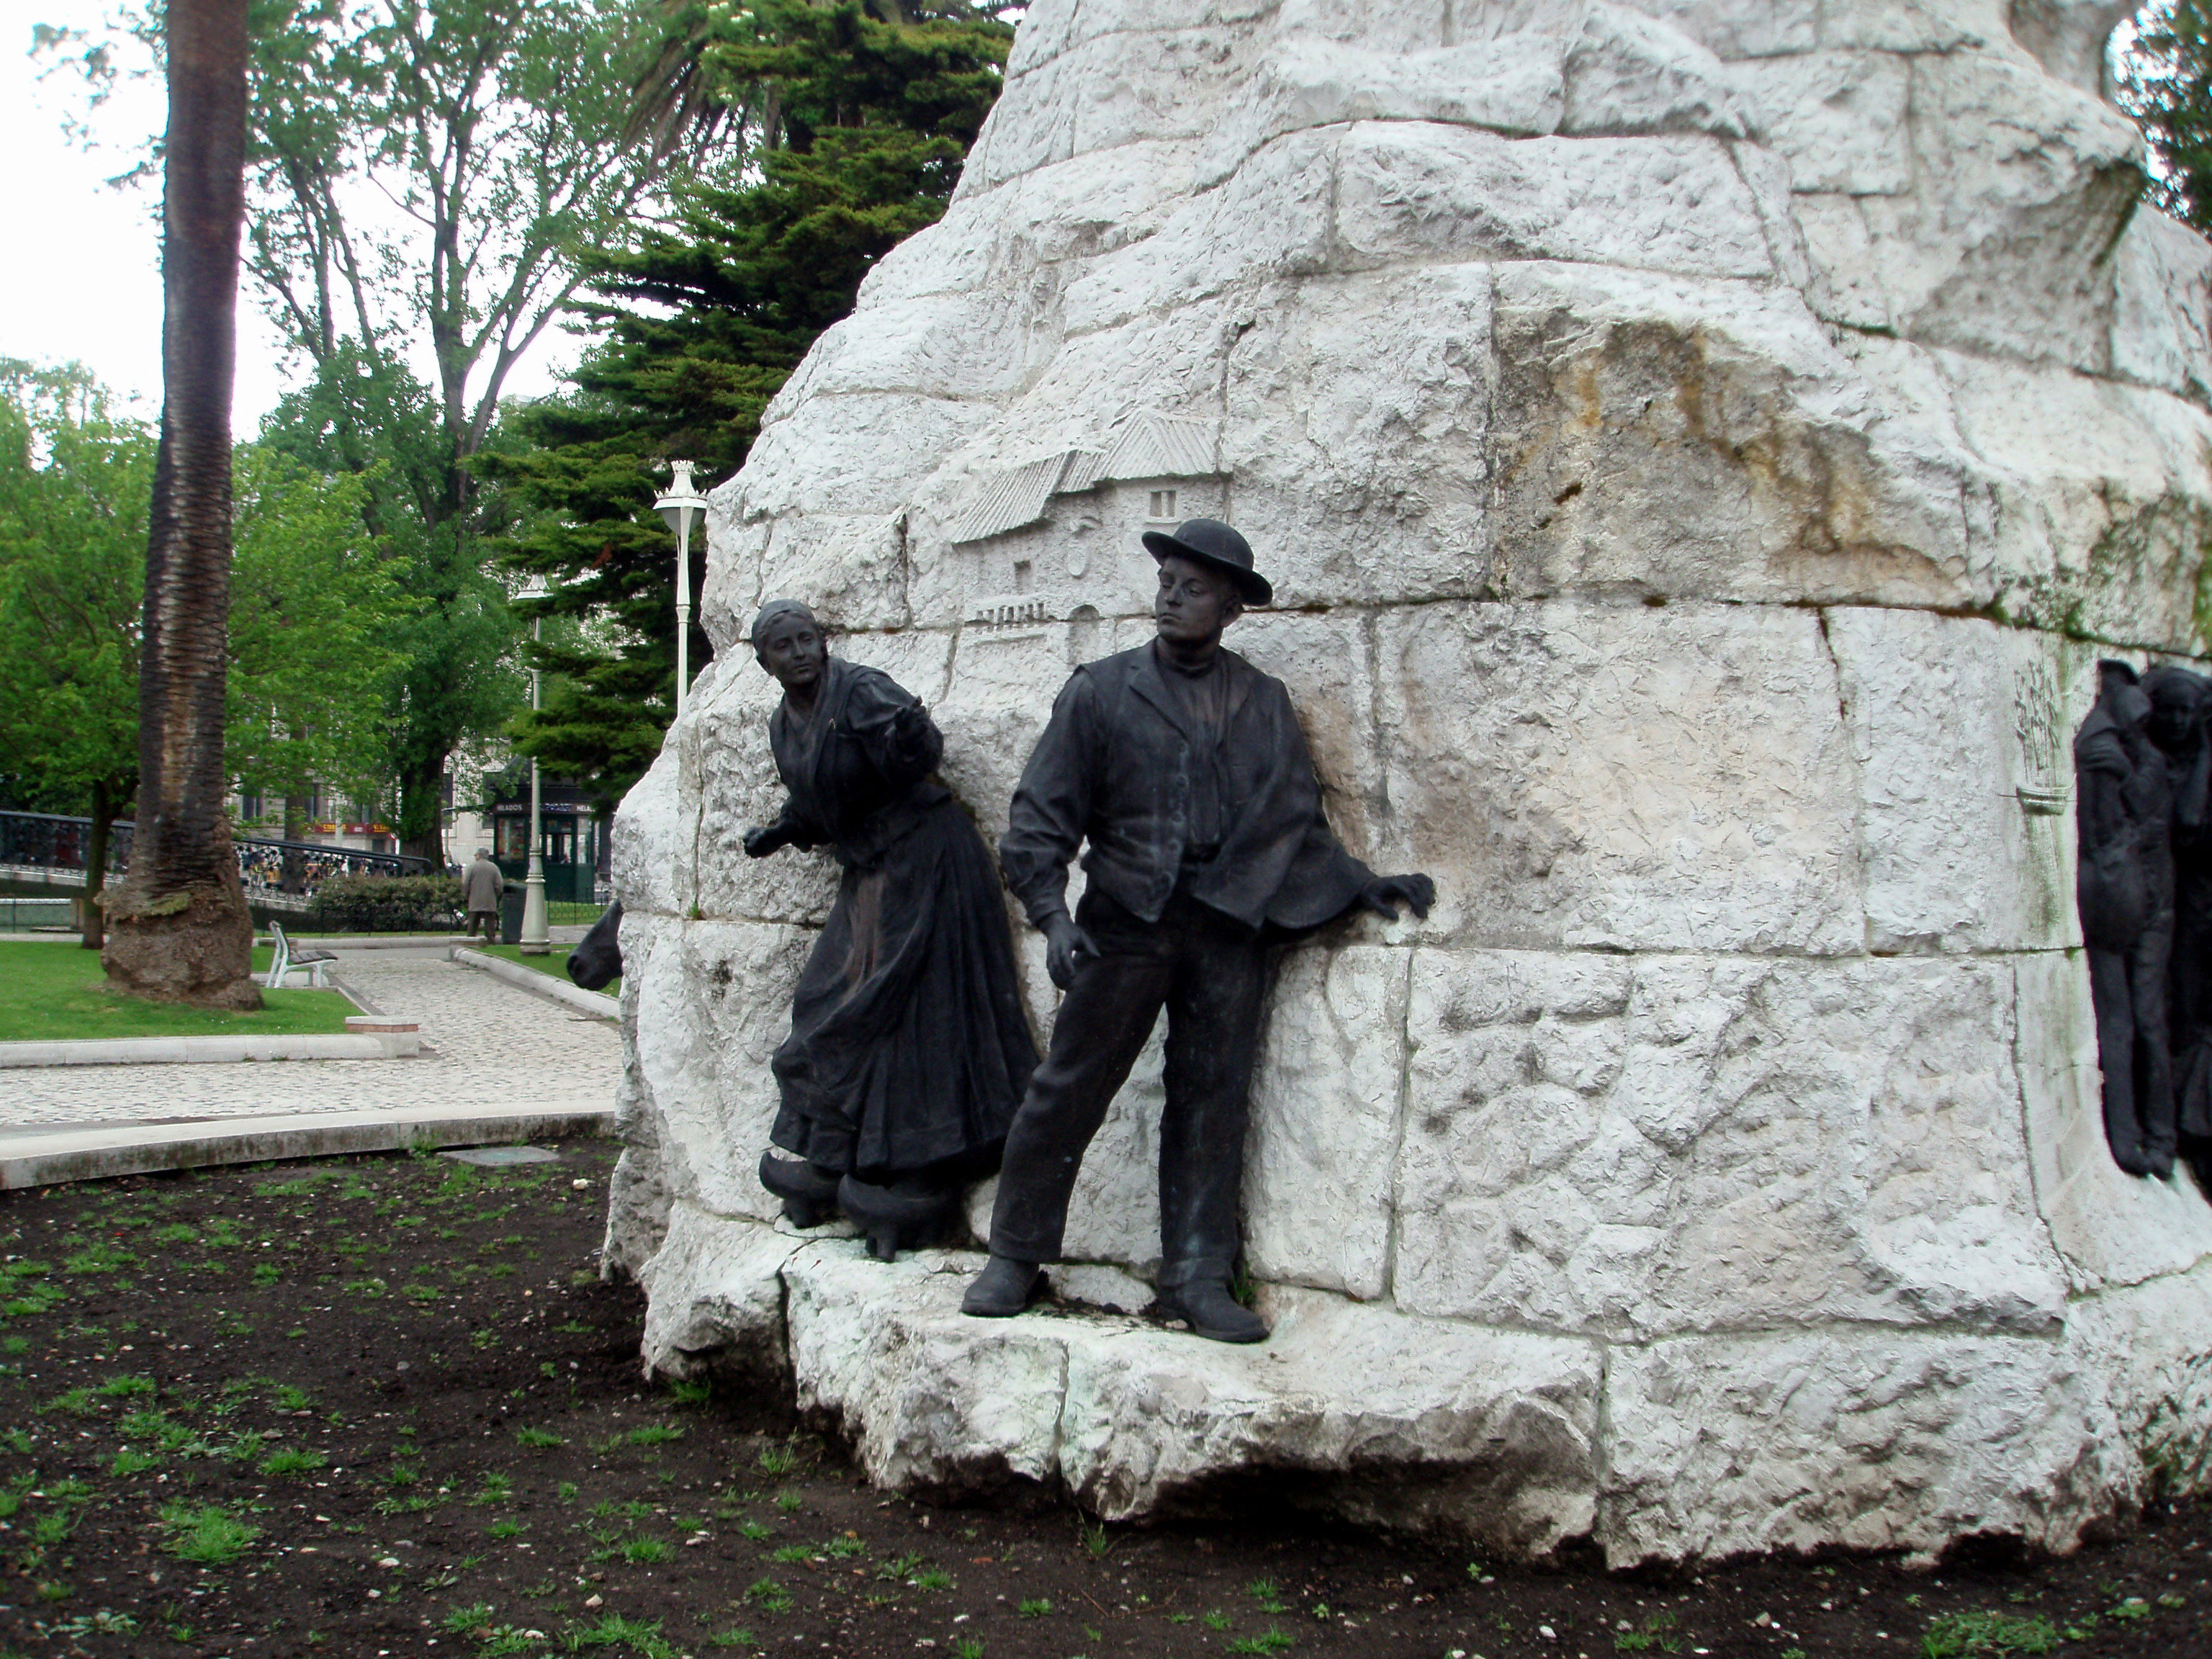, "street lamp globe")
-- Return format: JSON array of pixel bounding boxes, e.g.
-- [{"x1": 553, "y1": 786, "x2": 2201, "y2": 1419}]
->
[{"x1": 652, "y1": 459, "x2": 709, "y2": 716}]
